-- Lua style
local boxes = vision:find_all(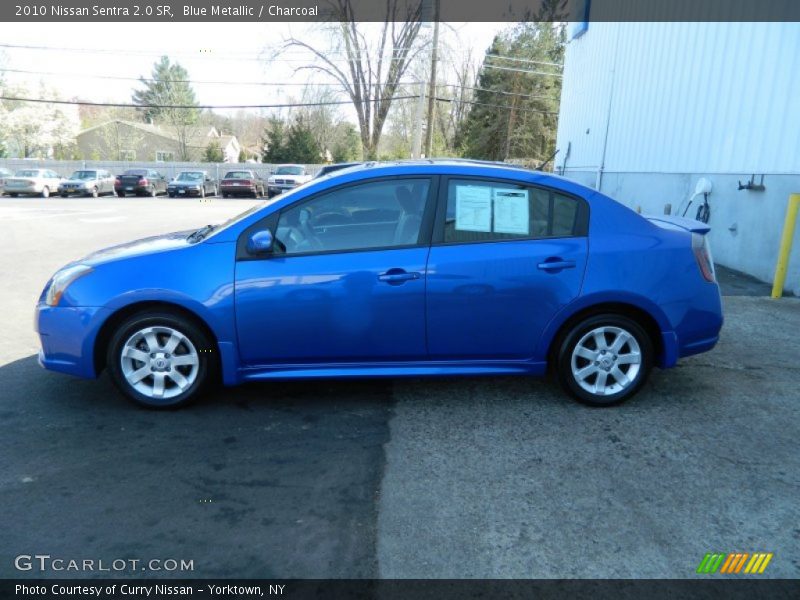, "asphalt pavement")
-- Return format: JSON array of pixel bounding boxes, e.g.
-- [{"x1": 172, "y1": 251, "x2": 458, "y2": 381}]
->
[{"x1": 1, "y1": 197, "x2": 798, "y2": 579}]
